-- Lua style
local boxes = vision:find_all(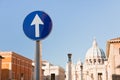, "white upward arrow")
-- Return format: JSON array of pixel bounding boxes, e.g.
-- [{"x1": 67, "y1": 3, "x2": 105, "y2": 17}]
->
[{"x1": 31, "y1": 14, "x2": 44, "y2": 37}]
